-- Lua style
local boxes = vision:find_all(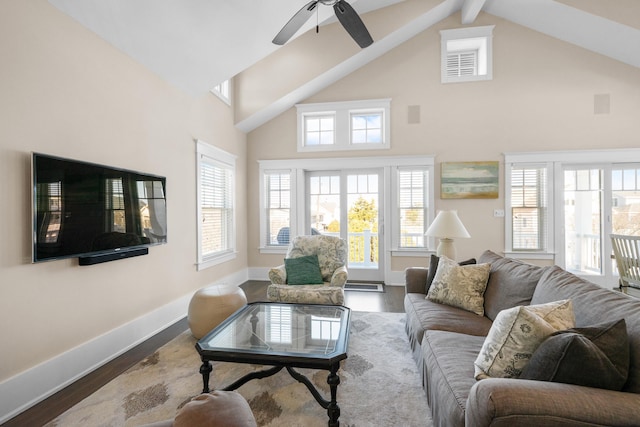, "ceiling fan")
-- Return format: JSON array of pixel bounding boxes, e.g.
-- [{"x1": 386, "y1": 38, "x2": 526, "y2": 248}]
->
[{"x1": 272, "y1": 0, "x2": 373, "y2": 48}]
